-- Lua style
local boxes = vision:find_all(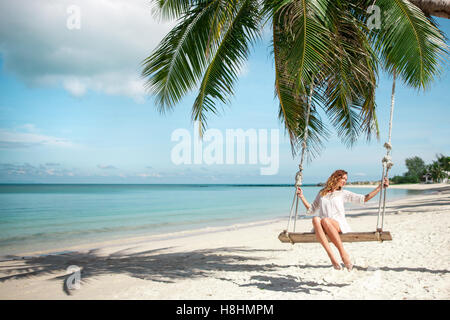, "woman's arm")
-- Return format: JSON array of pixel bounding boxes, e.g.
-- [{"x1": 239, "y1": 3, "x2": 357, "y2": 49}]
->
[
  {"x1": 364, "y1": 178, "x2": 389, "y2": 202},
  {"x1": 296, "y1": 187, "x2": 311, "y2": 210}
]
